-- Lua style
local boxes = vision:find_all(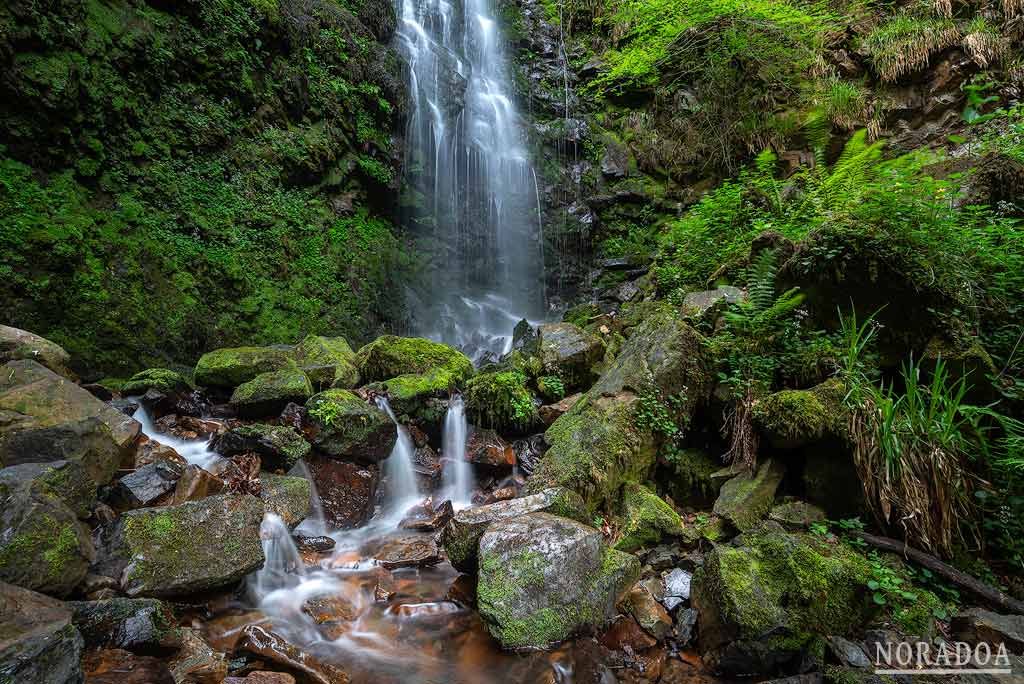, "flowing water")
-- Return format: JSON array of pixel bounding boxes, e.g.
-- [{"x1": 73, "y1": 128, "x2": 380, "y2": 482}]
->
[
  {"x1": 374, "y1": 396, "x2": 423, "y2": 522},
  {"x1": 397, "y1": 0, "x2": 547, "y2": 359},
  {"x1": 441, "y1": 394, "x2": 474, "y2": 508}
]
